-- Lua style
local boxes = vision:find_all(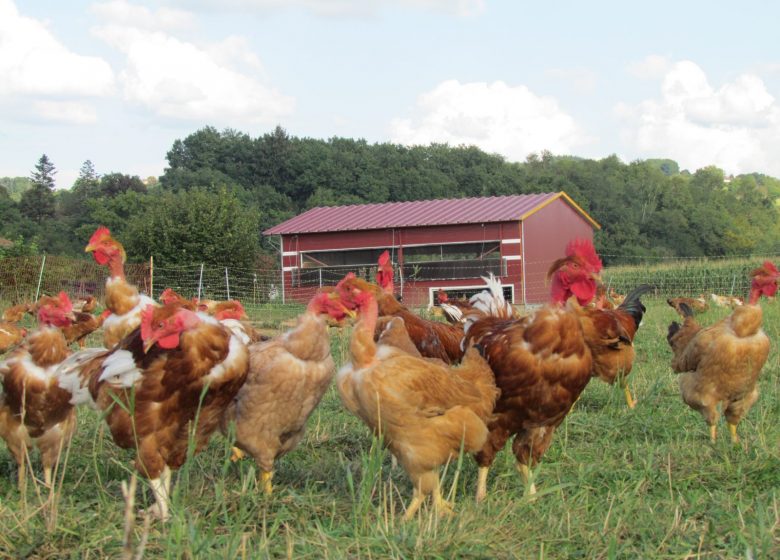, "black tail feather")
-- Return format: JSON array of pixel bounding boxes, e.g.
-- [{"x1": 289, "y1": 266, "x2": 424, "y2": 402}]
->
[
  {"x1": 617, "y1": 284, "x2": 653, "y2": 329},
  {"x1": 677, "y1": 302, "x2": 695, "y2": 318},
  {"x1": 667, "y1": 321, "x2": 681, "y2": 344}
]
